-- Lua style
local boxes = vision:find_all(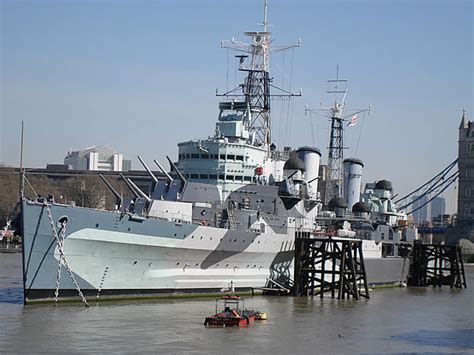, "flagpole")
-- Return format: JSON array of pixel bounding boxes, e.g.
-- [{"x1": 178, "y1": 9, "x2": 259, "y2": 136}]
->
[{"x1": 19, "y1": 121, "x2": 25, "y2": 199}]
